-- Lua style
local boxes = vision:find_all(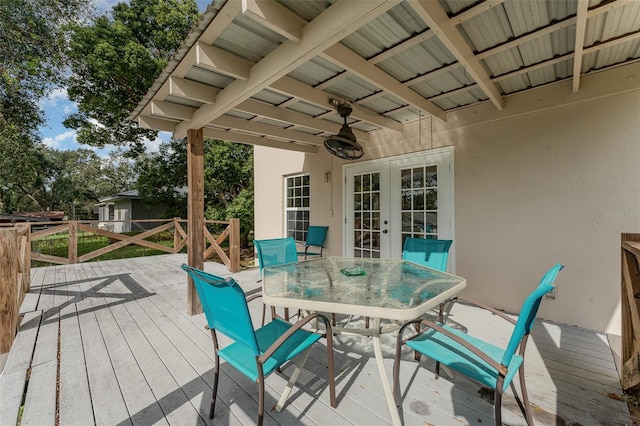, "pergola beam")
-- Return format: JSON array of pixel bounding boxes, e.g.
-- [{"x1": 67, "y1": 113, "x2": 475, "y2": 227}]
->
[
  {"x1": 169, "y1": 76, "x2": 219, "y2": 104},
  {"x1": 270, "y1": 76, "x2": 404, "y2": 132},
  {"x1": 203, "y1": 128, "x2": 319, "y2": 153},
  {"x1": 409, "y1": 0, "x2": 504, "y2": 110},
  {"x1": 236, "y1": 98, "x2": 370, "y2": 142},
  {"x1": 241, "y1": 0, "x2": 305, "y2": 42},
  {"x1": 211, "y1": 115, "x2": 325, "y2": 145},
  {"x1": 175, "y1": 0, "x2": 399, "y2": 137},
  {"x1": 572, "y1": 0, "x2": 589, "y2": 93},
  {"x1": 322, "y1": 43, "x2": 447, "y2": 121},
  {"x1": 195, "y1": 42, "x2": 252, "y2": 80}
]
